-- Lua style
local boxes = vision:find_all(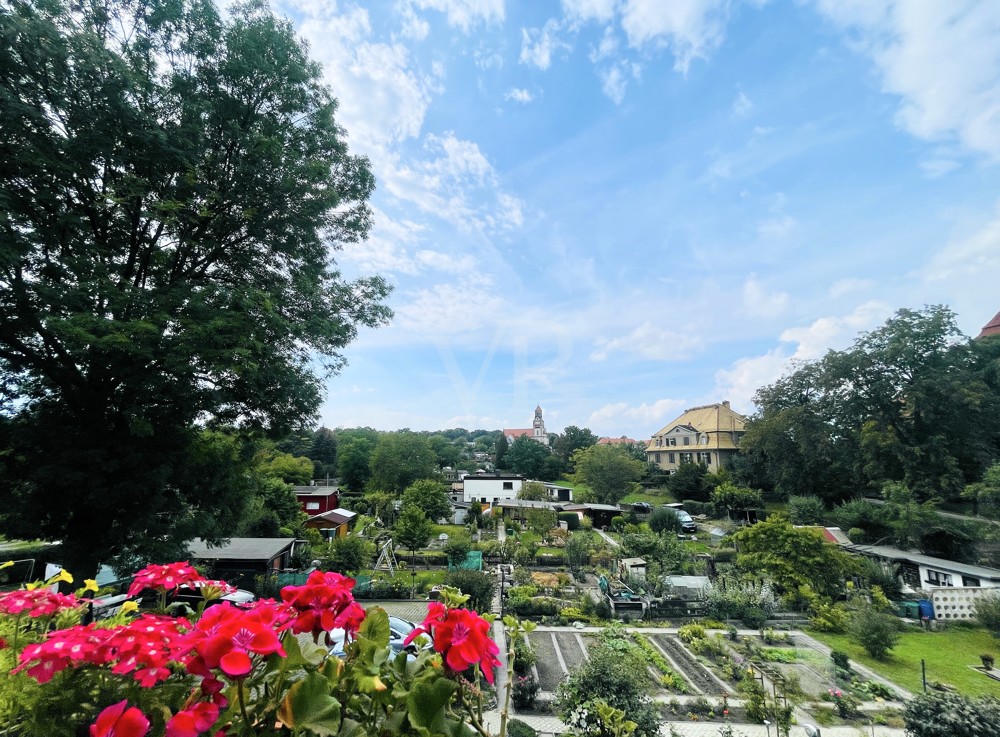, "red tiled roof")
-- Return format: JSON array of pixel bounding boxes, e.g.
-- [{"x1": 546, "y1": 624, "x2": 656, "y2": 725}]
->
[
  {"x1": 978, "y1": 310, "x2": 1000, "y2": 339},
  {"x1": 598, "y1": 436, "x2": 639, "y2": 445},
  {"x1": 504, "y1": 428, "x2": 533, "y2": 437}
]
